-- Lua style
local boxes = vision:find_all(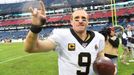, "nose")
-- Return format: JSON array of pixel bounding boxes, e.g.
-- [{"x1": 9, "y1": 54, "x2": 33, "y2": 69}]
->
[{"x1": 78, "y1": 19, "x2": 83, "y2": 23}]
